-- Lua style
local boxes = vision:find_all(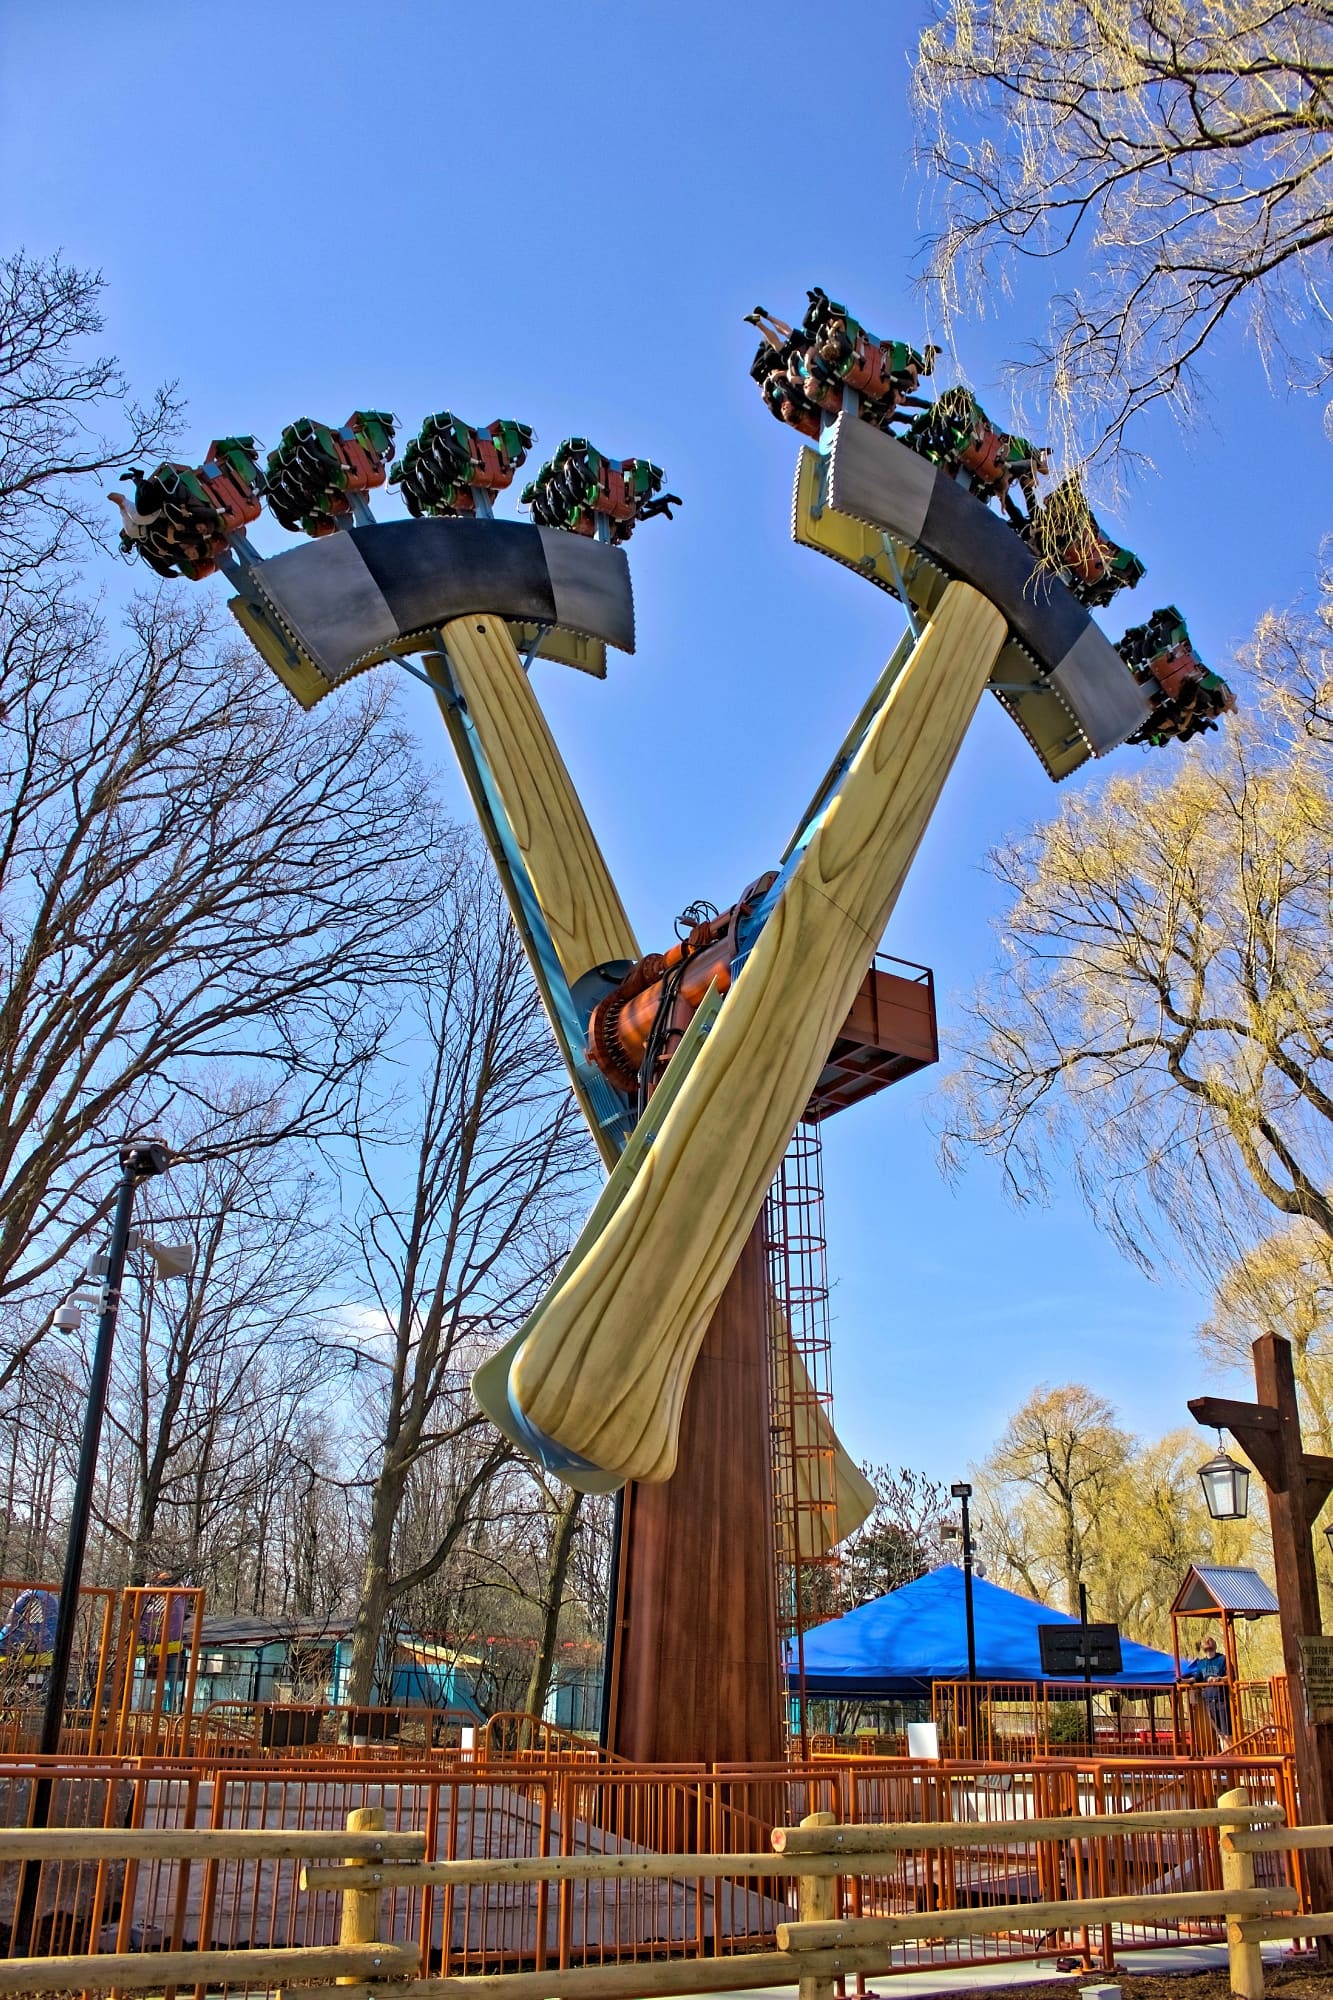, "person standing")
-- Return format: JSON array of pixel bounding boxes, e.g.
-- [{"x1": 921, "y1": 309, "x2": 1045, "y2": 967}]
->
[{"x1": 1181, "y1": 1633, "x2": 1231, "y2": 1749}]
